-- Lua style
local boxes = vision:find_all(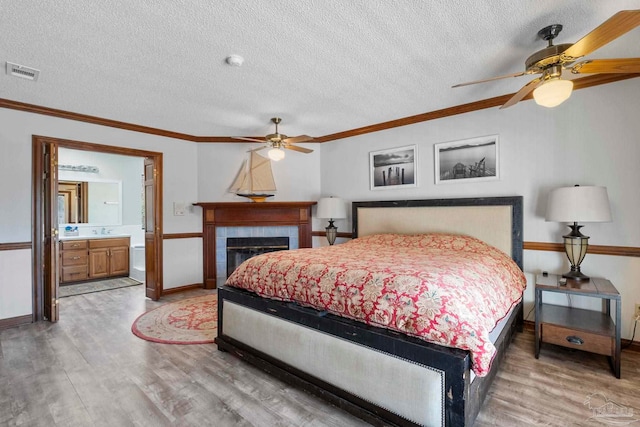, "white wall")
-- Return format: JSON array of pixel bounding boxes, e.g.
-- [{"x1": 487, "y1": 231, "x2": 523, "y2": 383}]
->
[
  {"x1": 320, "y1": 79, "x2": 640, "y2": 339},
  {"x1": 0, "y1": 249, "x2": 32, "y2": 318},
  {"x1": 0, "y1": 108, "x2": 323, "y2": 320},
  {"x1": 0, "y1": 108, "x2": 203, "y2": 319},
  {"x1": 1, "y1": 79, "x2": 638, "y2": 339},
  {"x1": 196, "y1": 142, "x2": 322, "y2": 202}
]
